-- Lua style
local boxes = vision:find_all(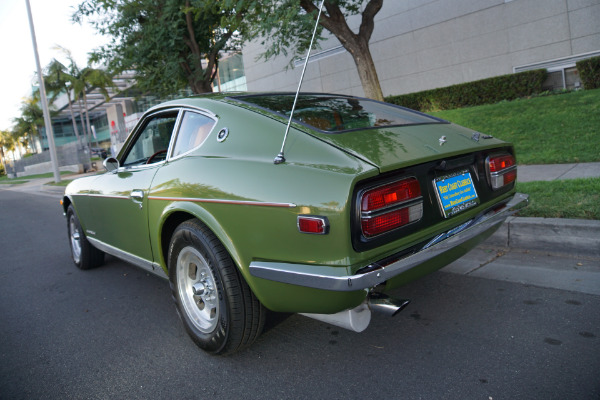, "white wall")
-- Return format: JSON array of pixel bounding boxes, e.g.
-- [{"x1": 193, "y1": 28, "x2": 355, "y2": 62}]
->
[{"x1": 242, "y1": 0, "x2": 600, "y2": 96}]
